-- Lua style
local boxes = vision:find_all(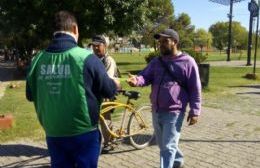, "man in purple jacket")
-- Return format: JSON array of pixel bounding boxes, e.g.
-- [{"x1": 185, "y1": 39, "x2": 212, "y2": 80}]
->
[{"x1": 127, "y1": 28, "x2": 201, "y2": 168}]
